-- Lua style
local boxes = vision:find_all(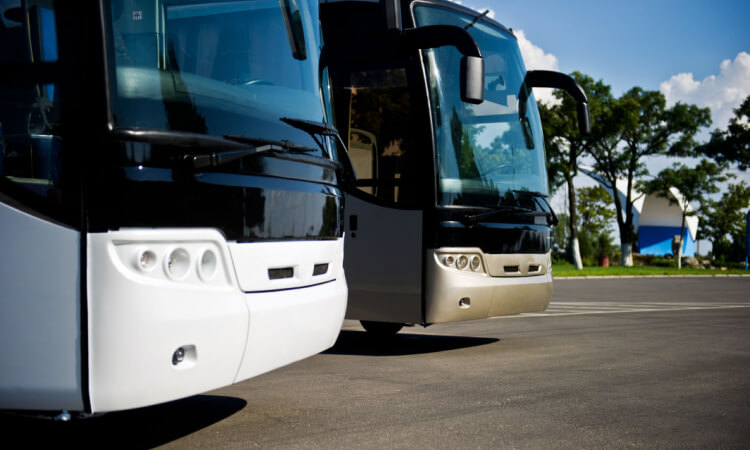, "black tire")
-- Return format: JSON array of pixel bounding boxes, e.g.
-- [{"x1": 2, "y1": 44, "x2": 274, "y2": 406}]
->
[{"x1": 360, "y1": 320, "x2": 404, "y2": 337}]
